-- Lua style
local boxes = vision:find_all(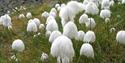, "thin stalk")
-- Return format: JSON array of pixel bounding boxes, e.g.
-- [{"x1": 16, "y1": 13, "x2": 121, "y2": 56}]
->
[
  {"x1": 106, "y1": 20, "x2": 109, "y2": 41},
  {"x1": 13, "y1": 51, "x2": 20, "y2": 63},
  {"x1": 89, "y1": 14, "x2": 92, "y2": 30},
  {"x1": 76, "y1": 56, "x2": 81, "y2": 63}
]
